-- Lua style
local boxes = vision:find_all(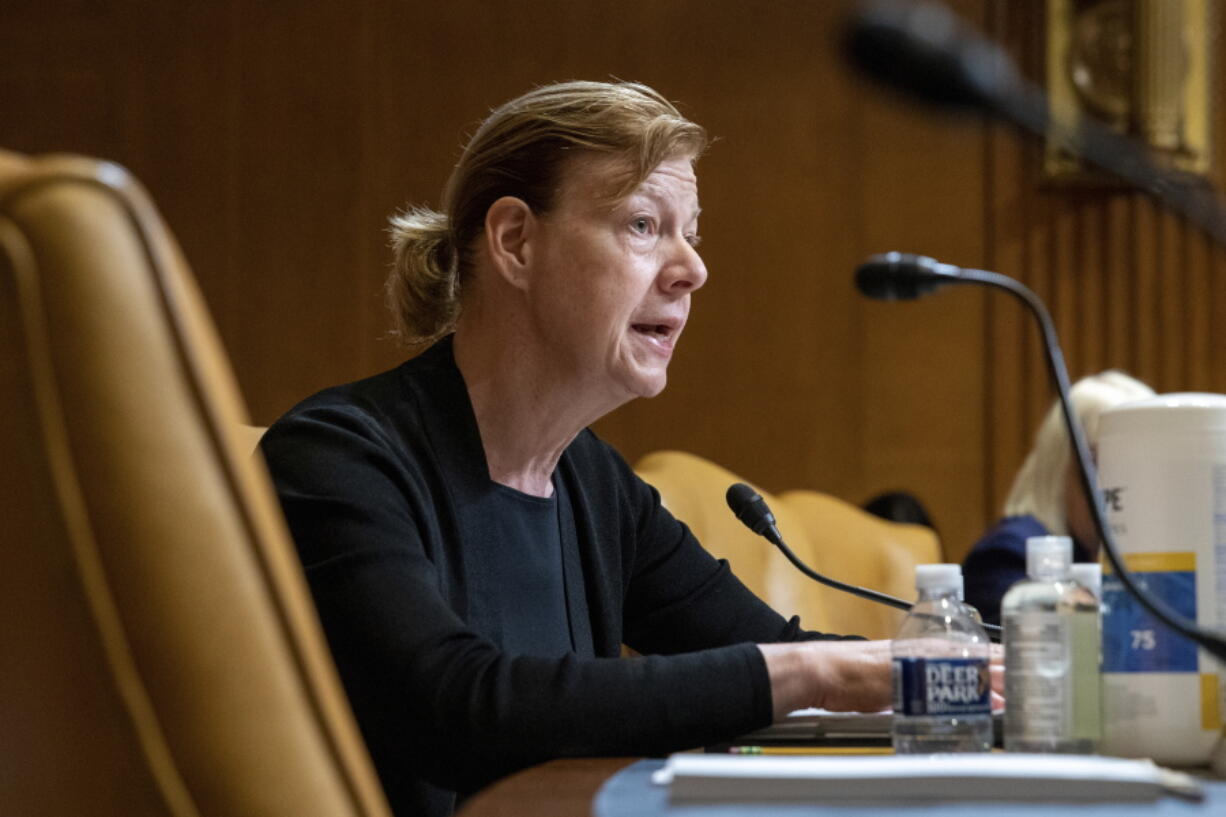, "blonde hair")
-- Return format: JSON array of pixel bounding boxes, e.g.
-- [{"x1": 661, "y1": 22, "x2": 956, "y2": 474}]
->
[
  {"x1": 386, "y1": 80, "x2": 708, "y2": 346},
  {"x1": 1003, "y1": 370, "x2": 1154, "y2": 534}
]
